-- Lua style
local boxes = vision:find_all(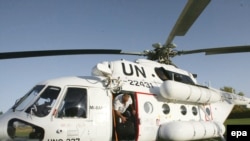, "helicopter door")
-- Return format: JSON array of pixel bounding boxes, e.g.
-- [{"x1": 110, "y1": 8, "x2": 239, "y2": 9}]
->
[
  {"x1": 46, "y1": 86, "x2": 89, "y2": 140},
  {"x1": 49, "y1": 87, "x2": 112, "y2": 141},
  {"x1": 136, "y1": 92, "x2": 159, "y2": 141}
]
